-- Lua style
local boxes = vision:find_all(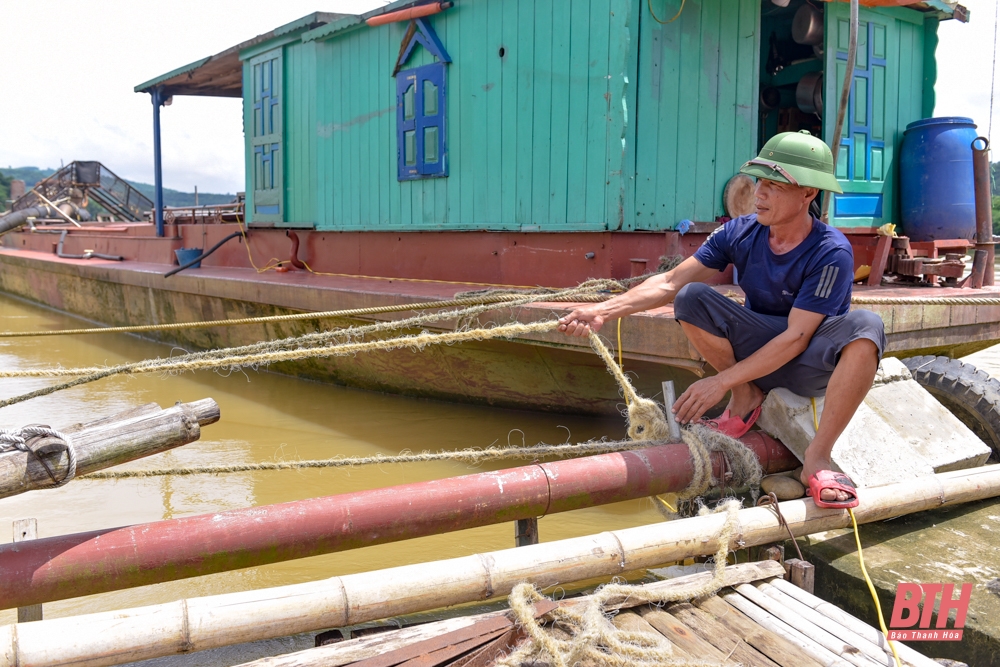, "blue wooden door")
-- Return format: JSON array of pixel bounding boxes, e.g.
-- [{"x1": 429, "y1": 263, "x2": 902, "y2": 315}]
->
[
  {"x1": 824, "y1": 5, "x2": 928, "y2": 229},
  {"x1": 250, "y1": 49, "x2": 283, "y2": 223}
]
